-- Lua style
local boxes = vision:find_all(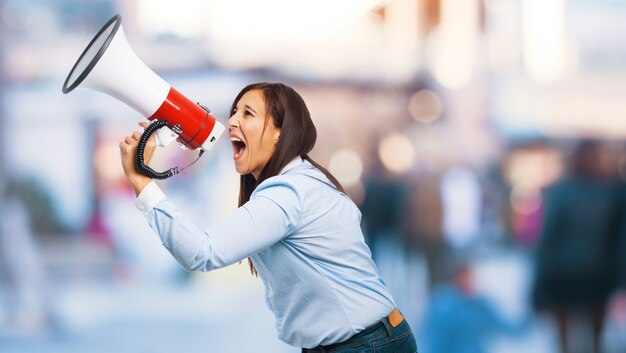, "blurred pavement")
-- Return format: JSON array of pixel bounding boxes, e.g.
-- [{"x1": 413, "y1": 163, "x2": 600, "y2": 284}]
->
[{"x1": 0, "y1": 236, "x2": 297, "y2": 353}]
